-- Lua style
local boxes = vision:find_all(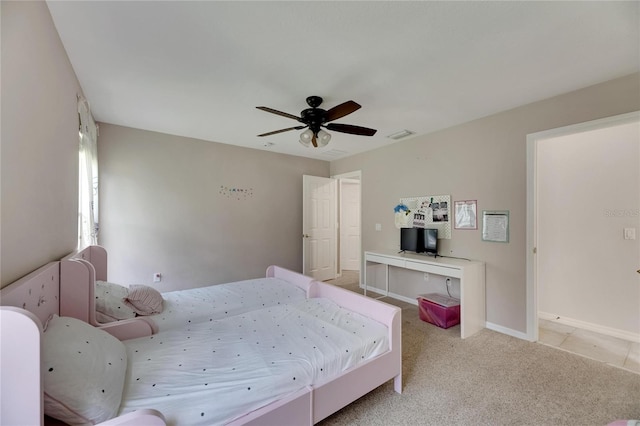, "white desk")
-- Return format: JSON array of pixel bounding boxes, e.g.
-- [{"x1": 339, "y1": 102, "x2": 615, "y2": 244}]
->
[{"x1": 364, "y1": 250, "x2": 485, "y2": 338}]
